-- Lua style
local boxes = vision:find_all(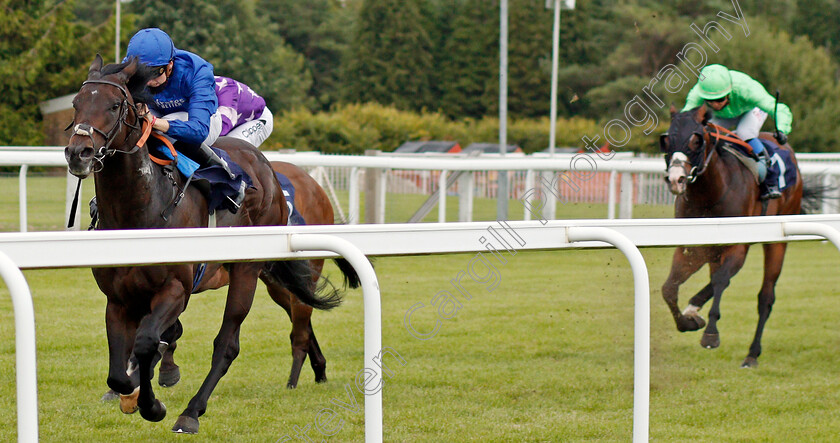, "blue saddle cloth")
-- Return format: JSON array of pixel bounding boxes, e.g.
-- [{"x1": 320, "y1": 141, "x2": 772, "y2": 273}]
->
[
  {"x1": 759, "y1": 139, "x2": 798, "y2": 192},
  {"x1": 149, "y1": 143, "x2": 254, "y2": 214},
  {"x1": 274, "y1": 172, "x2": 306, "y2": 226}
]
